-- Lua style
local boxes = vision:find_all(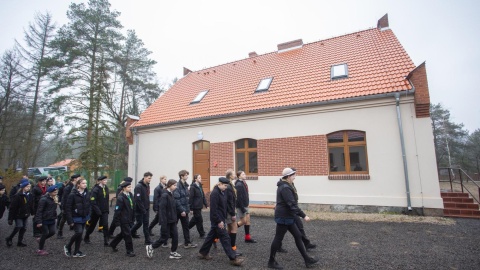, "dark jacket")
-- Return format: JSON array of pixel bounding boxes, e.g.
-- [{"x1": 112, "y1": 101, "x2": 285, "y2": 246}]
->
[
  {"x1": 0, "y1": 193, "x2": 9, "y2": 219},
  {"x1": 225, "y1": 182, "x2": 236, "y2": 217},
  {"x1": 57, "y1": 182, "x2": 65, "y2": 204},
  {"x1": 9, "y1": 180, "x2": 27, "y2": 200},
  {"x1": 8, "y1": 191, "x2": 34, "y2": 221},
  {"x1": 134, "y1": 179, "x2": 150, "y2": 214},
  {"x1": 153, "y1": 183, "x2": 166, "y2": 212},
  {"x1": 209, "y1": 185, "x2": 227, "y2": 227},
  {"x1": 34, "y1": 194, "x2": 58, "y2": 224},
  {"x1": 61, "y1": 182, "x2": 74, "y2": 210},
  {"x1": 90, "y1": 184, "x2": 110, "y2": 215},
  {"x1": 235, "y1": 179, "x2": 249, "y2": 213},
  {"x1": 113, "y1": 192, "x2": 134, "y2": 225},
  {"x1": 32, "y1": 184, "x2": 47, "y2": 212},
  {"x1": 160, "y1": 190, "x2": 177, "y2": 225},
  {"x1": 173, "y1": 180, "x2": 190, "y2": 214},
  {"x1": 189, "y1": 182, "x2": 207, "y2": 210},
  {"x1": 65, "y1": 188, "x2": 91, "y2": 225},
  {"x1": 274, "y1": 179, "x2": 306, "y2": 220}
]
